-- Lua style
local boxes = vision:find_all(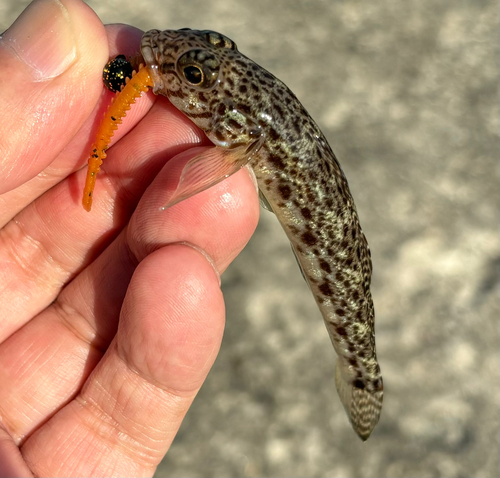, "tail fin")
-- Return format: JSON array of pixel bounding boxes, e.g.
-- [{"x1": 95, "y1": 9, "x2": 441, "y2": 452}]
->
[{"x1": 335, "y1": 362, "x2": 383, "y2": 441}]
